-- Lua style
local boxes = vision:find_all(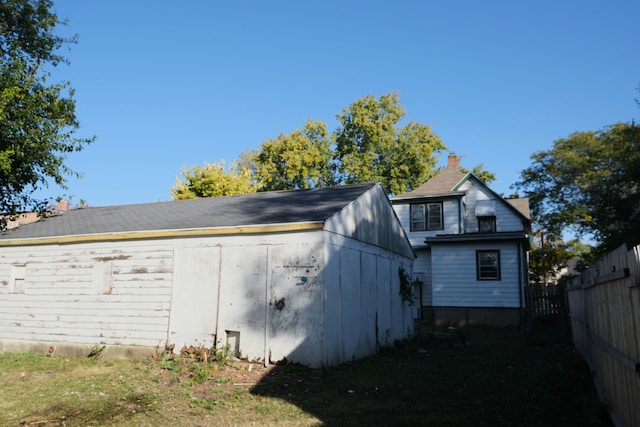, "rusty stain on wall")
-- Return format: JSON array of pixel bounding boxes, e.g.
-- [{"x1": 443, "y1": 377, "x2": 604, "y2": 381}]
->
[{"x1": 94, "y1": 255, "x2": 131, "y2": 262}]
